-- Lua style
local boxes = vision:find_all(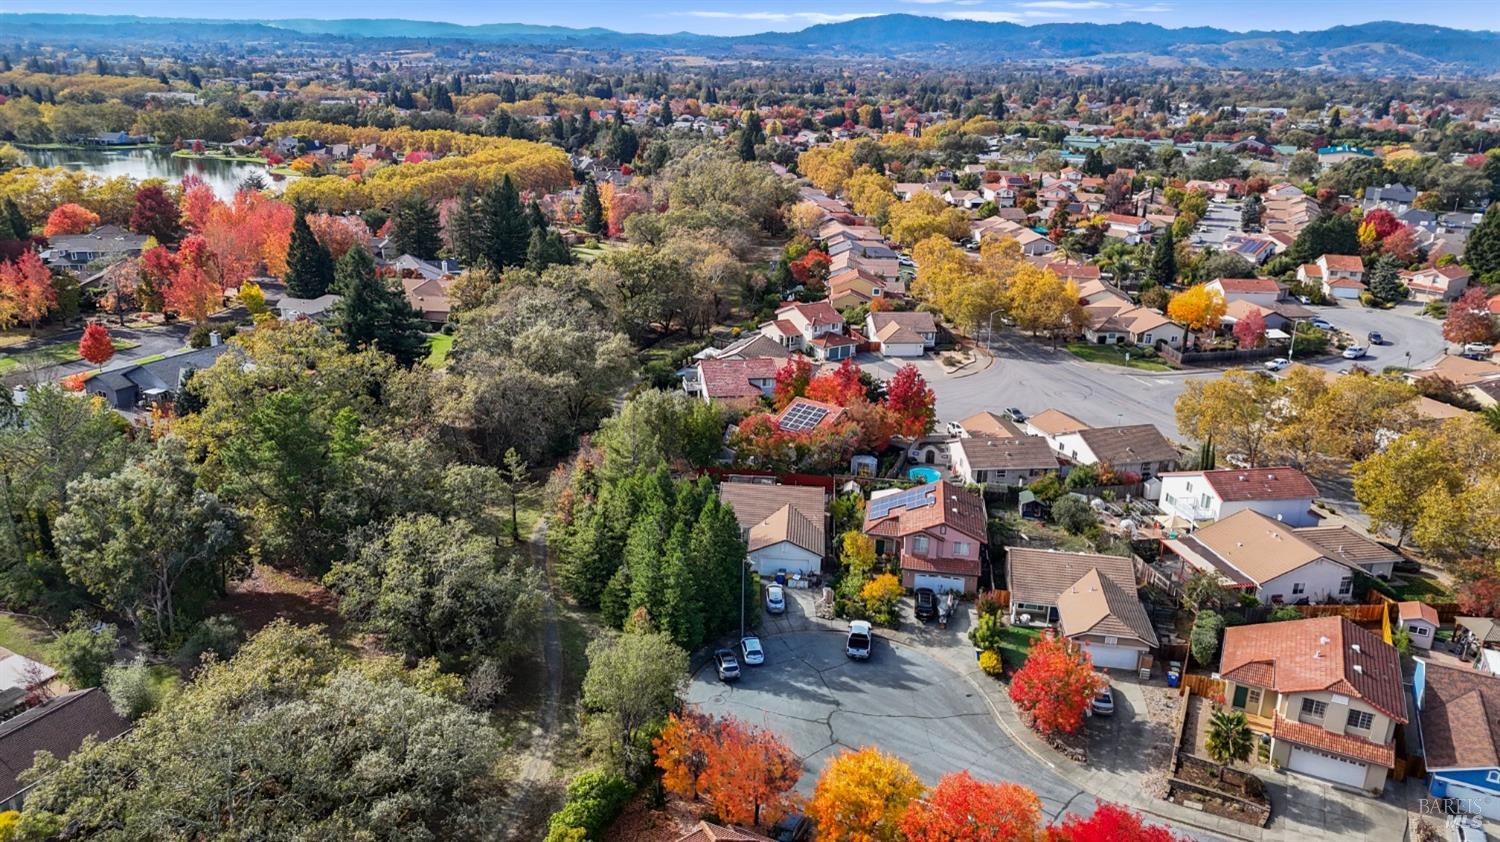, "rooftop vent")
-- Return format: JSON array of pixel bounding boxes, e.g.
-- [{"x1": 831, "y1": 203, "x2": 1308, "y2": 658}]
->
[
  {"x1": 1350, "y1": 643, "x2": 1361, "y2": 654},
  {"x1": 1353, "y1": 664, "x2": 1364, "y2": 675}
]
